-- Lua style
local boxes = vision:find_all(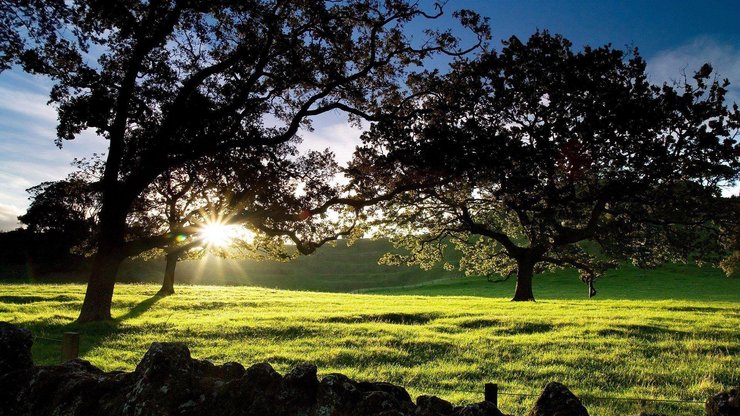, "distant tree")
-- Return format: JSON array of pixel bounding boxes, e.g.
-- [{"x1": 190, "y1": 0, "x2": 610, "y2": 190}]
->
[
  {"x1": 716, "y1": 196, "x2": 740, "y2": 277},
  {"x1": 126, "y1": 163, "x2": 211, "y2": 296},
  {"x1": 129, "y1": 146, "x2": 358, "y2": 296},
  {"x1": 19, "y1": 178, "x2": 99, "y2": 252},
  {"x1": 351, "y1": 32, "x2": 740, "y2": 301},
  {"x1": 2, "y1": 0, "x2": 487, "y2": 321},
  {"x1": 12, "y1": 176, "x2": 98, "y2": 275}
]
